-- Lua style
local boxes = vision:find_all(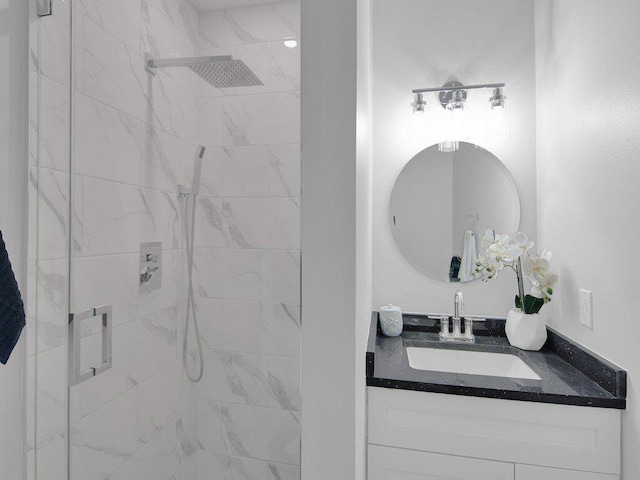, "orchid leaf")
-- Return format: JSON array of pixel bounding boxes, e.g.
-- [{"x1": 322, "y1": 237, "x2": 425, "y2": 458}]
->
[{"x1": 515, "y1": 294, "x2": 545, "y2": 315}]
